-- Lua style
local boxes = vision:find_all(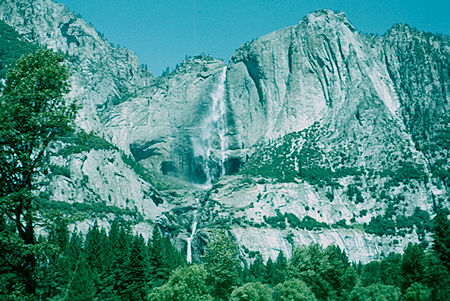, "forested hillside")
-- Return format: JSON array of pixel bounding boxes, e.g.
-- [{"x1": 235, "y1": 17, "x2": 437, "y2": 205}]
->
[{"x1": 0, "y1": 20, "x2": 36, "y2": 78}]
